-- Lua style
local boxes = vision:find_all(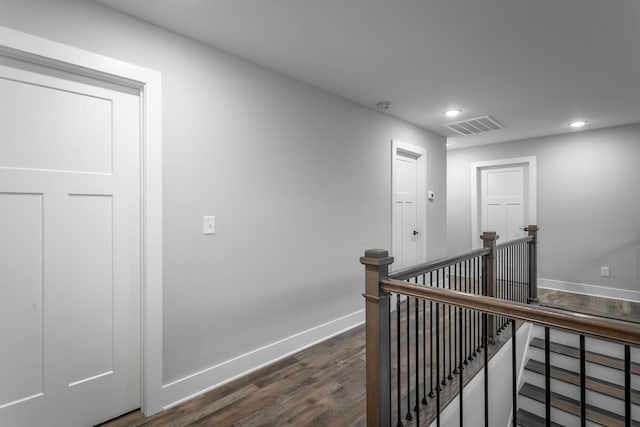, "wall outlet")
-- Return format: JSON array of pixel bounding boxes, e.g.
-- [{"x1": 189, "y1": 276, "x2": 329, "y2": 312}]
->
[
  {"x1": 203, "y1": 216, "x2": 215, "y2": 235},
  {"x1": 600, "y1": 266, "x2": 610, "y2": 277}
]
